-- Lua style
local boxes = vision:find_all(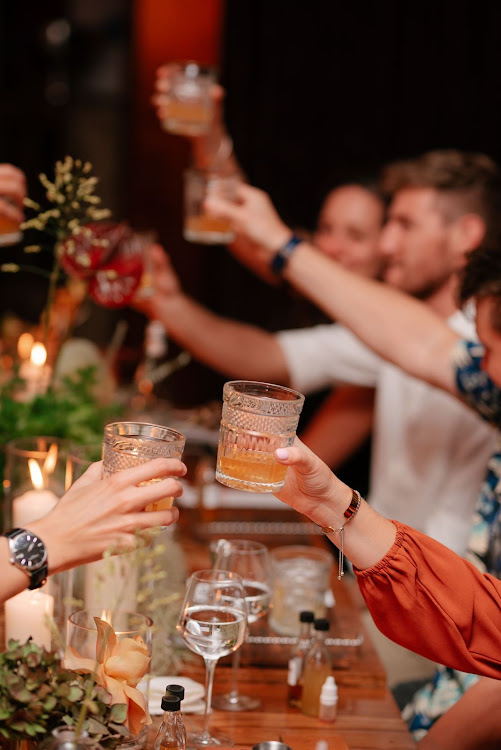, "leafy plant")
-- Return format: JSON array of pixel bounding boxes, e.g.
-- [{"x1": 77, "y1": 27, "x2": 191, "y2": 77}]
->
[
  {"x1": 0, "y1": 366, "x2": 123, "y2": 517},
  {"x1": 0, "y1": 639, "x2": 131, "y2": 747}
]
